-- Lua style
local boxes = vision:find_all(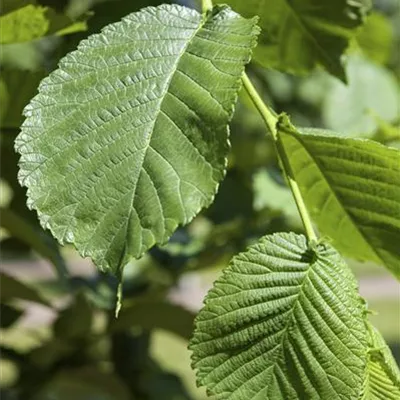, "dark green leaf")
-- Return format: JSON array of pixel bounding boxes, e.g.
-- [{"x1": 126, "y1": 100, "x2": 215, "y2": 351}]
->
[
  {"x1": 0, "y1": 303, "x2": 24, "y2": 328},
  {"x1": 1, "y1": 69, "x2": 46, "y2": 128},
  {"x1": 190, "y1": 232, "x2": 367, "y2": 399},
  {"x1": 217, "y1": 0, "x2": 370, "y2": 79},
  {"x1": 110, "y1": 300, "x2": 195, "y2": 340},
  {"x1": 16, "y1": 4, "x2": 259, "y2": 275},
  {"x1": 53, "y1": 291, "x2": 93, "y2": 340},
  {"x1": 33, "y1": 367, "x2": 131, "y2": 400}
]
